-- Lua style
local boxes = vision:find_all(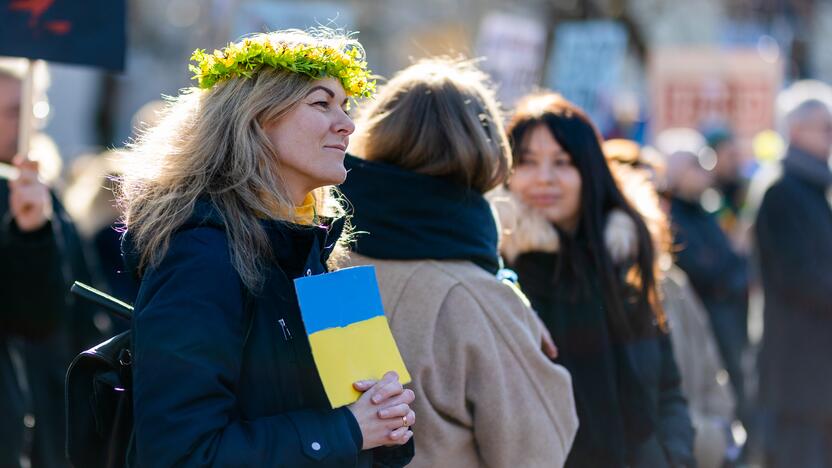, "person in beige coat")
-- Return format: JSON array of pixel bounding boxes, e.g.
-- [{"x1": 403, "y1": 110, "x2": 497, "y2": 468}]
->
[
  {"x1": 662, "y1": 266, "x2": 737, "y2": 468},
  {"x1": 338, "y1": 58, "x2": 579, "y2": 468}
]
